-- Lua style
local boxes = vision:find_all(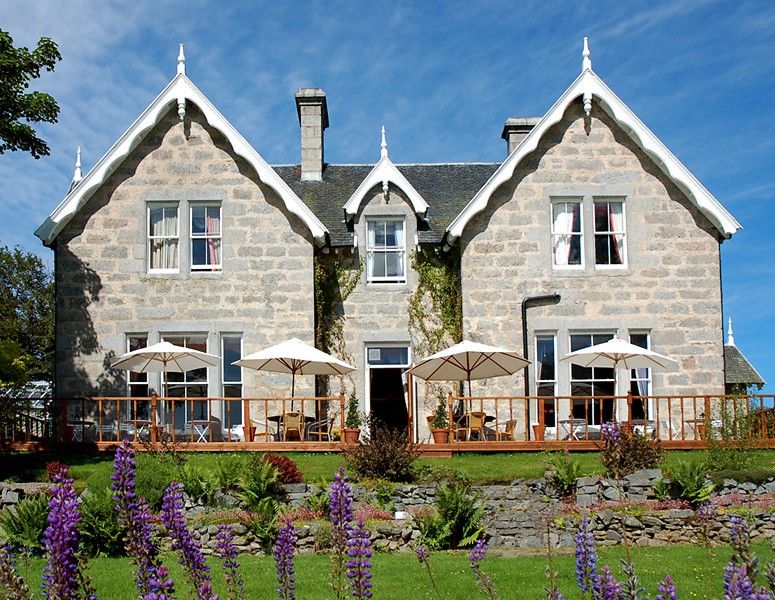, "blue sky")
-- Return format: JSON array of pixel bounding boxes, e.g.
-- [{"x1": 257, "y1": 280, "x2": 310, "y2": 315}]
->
[{"x1": 0, "y1": 0, "x2": 772, "y2": 392}]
